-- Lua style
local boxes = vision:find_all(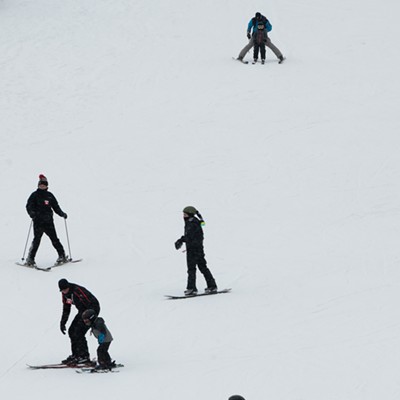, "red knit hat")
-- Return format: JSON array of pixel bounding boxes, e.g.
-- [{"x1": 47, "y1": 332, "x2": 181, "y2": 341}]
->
[{"x1": 38, "y1": 174, "x2": 48, "y2": 187}]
